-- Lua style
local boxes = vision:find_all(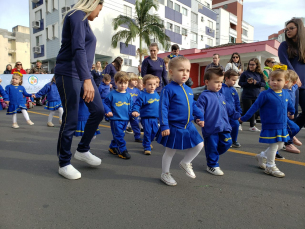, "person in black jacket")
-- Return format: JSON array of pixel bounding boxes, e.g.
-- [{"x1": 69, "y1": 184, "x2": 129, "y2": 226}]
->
[
  {"x1": 91, "y1": 61, "x2": 103, "y2": 86},
  {"x1": 3, "y1": 64, "x2": 12, "y2": 74}
]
